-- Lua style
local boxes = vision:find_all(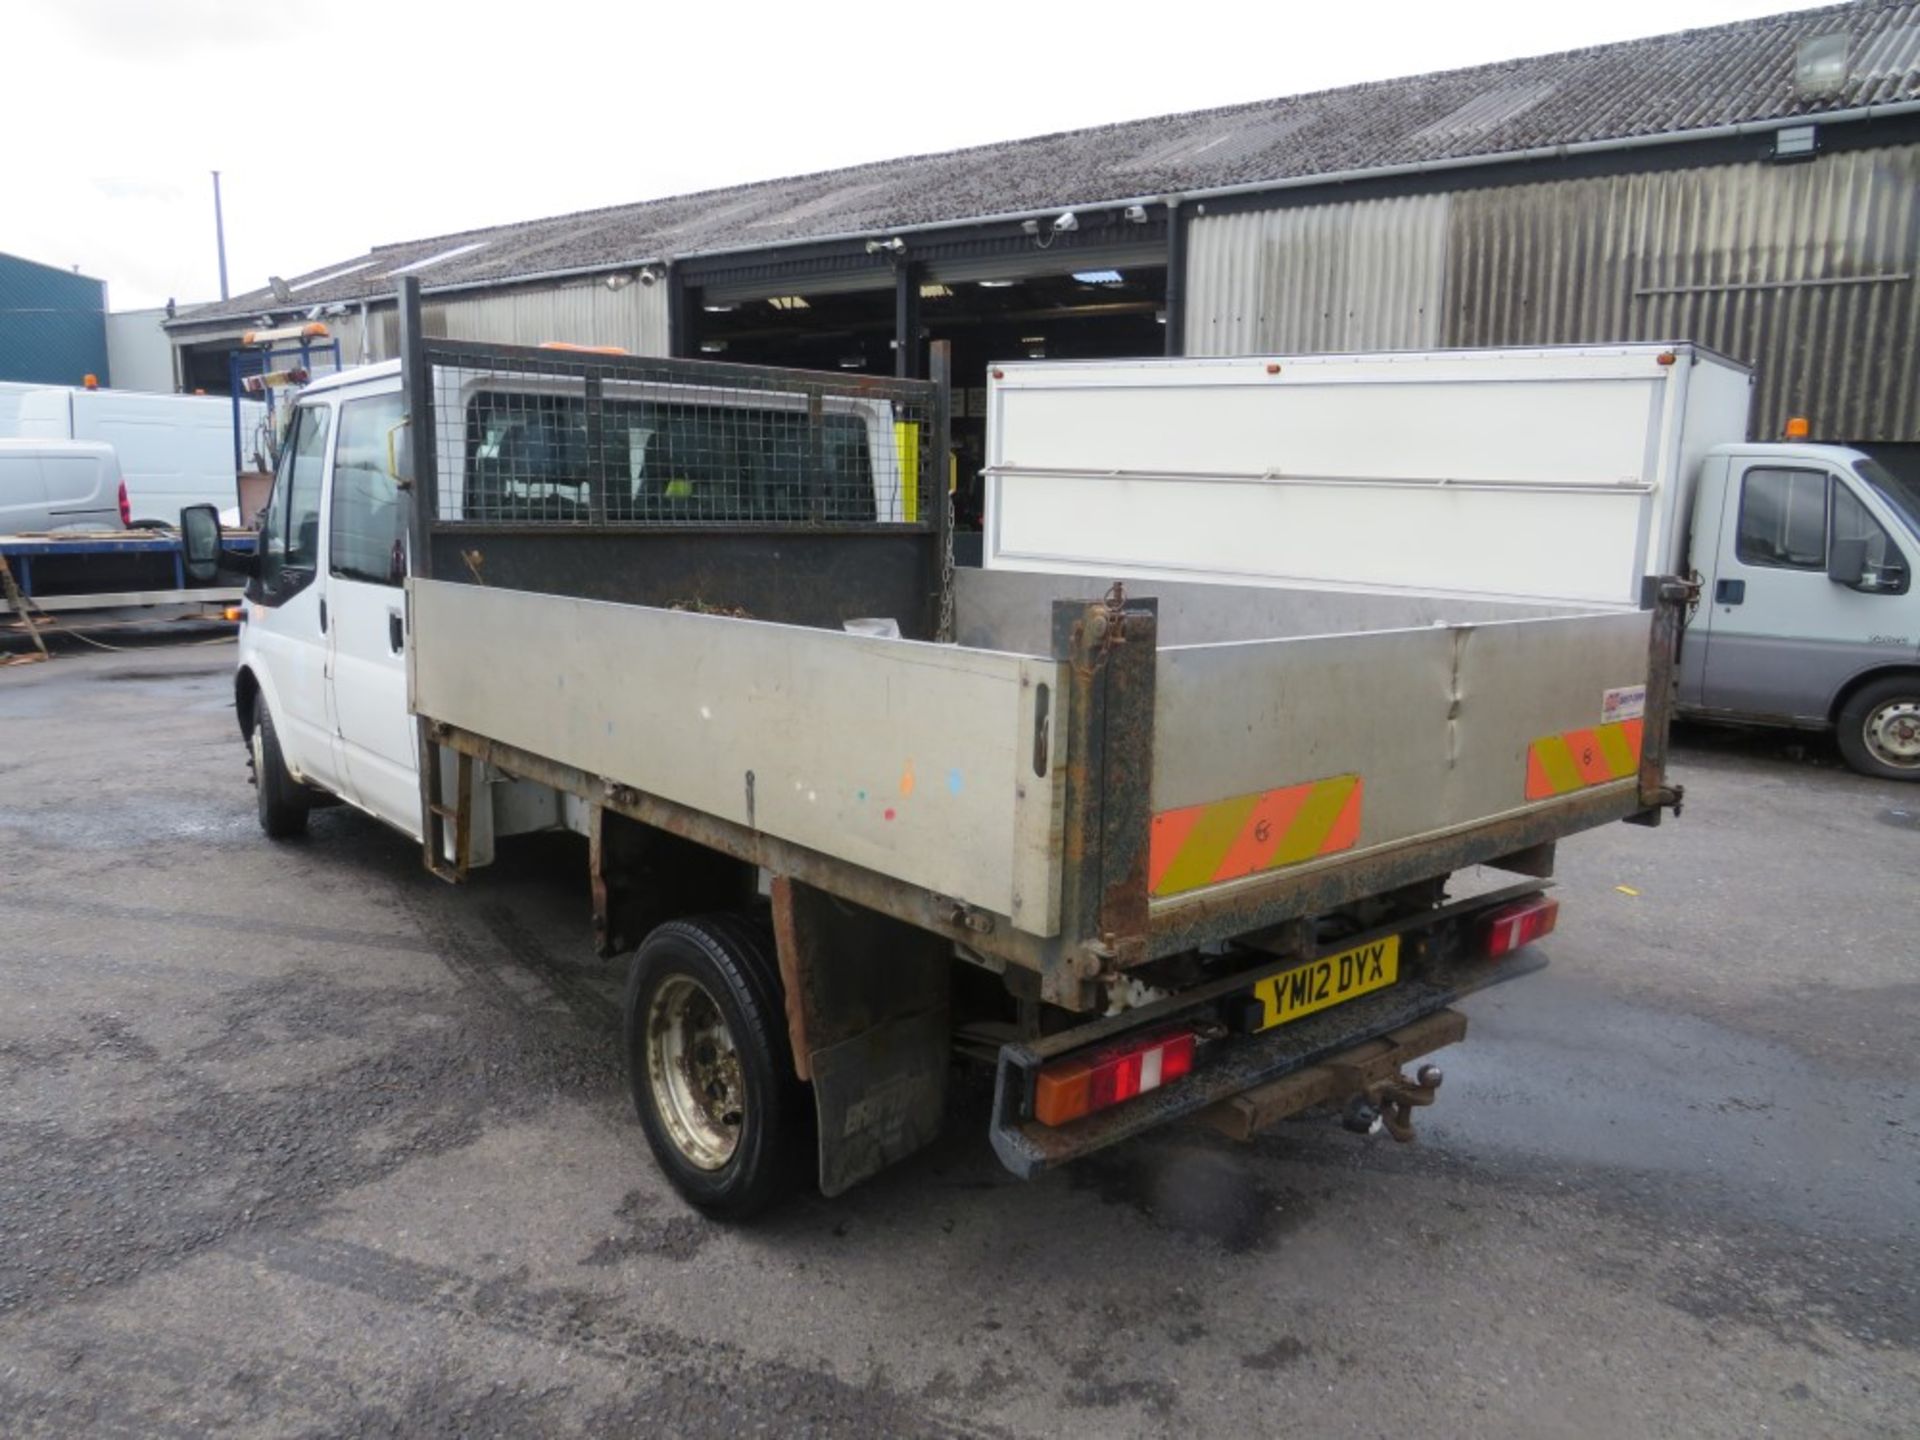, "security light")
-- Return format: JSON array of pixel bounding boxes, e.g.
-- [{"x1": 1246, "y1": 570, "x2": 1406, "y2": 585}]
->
[{"x1": 1773, "y1": 124, "x2": 1818, "y2": 160}]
